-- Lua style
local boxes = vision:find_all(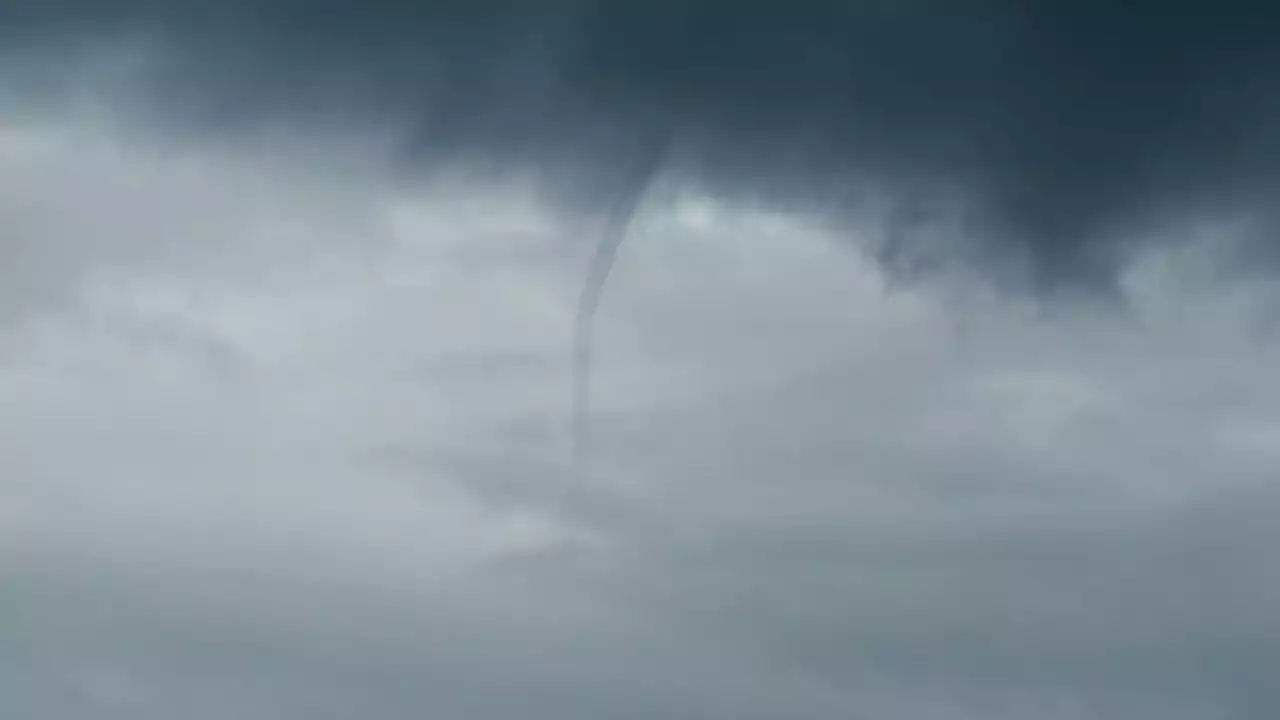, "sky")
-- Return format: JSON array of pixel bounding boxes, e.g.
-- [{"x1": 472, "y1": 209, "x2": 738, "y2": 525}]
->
[{"x1": 3, "y1": 3, "x2": 1280, "y2": 718}]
